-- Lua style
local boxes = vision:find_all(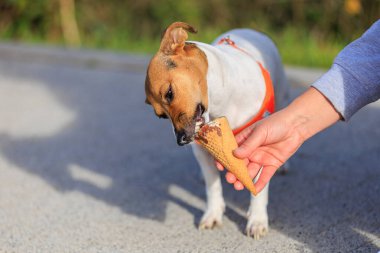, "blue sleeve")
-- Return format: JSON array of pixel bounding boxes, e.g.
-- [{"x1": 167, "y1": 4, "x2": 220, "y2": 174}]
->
[{"x1": 312, "y1": 19, "x2": 380, "y2": 120}]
